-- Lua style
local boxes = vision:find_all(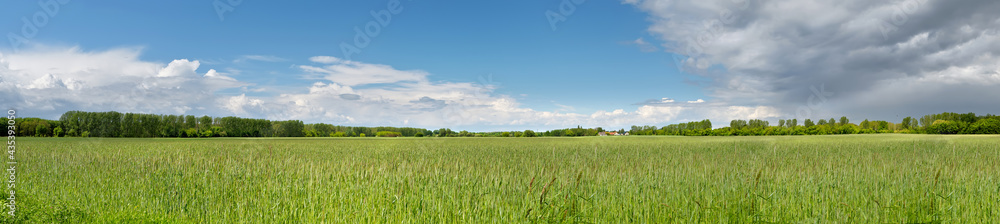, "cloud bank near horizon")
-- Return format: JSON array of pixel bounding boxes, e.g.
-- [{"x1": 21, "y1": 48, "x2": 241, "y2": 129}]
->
[{"x1": 0, "y1": 46, "x2": 780, "y2": 131}]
